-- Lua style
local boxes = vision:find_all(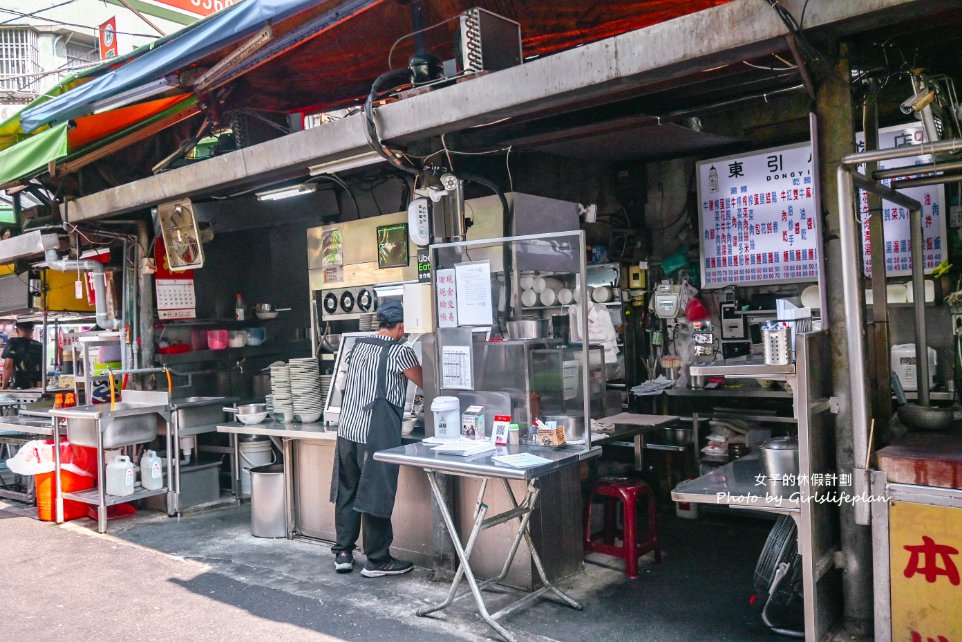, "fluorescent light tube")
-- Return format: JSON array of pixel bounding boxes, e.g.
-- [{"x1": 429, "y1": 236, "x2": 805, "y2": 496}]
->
[{"x1": 255, "y1": 183, "x2": 317, "y2": 201}]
